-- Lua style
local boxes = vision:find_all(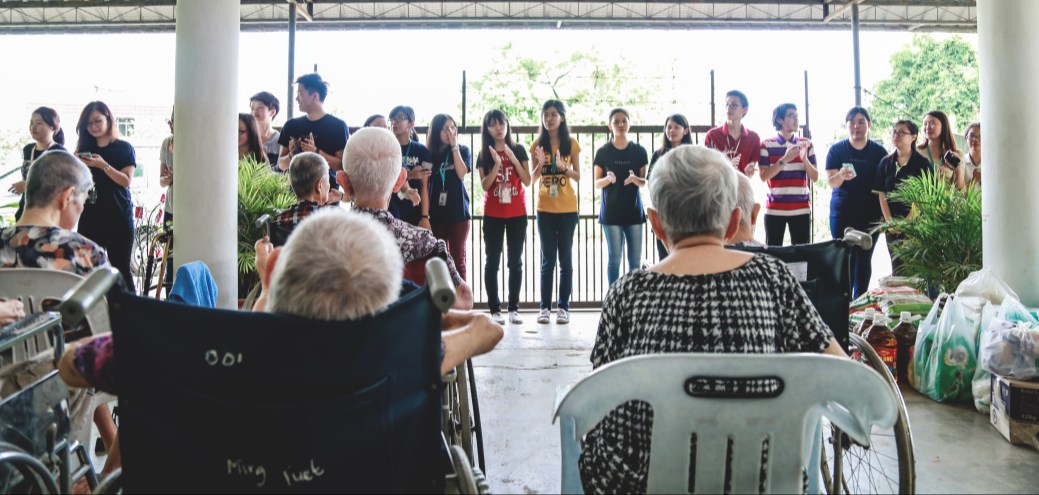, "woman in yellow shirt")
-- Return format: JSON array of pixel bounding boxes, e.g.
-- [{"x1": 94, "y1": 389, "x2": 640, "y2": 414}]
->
[{"x1": 531, "y1": 99, "x2": 581, "y2": 324}]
